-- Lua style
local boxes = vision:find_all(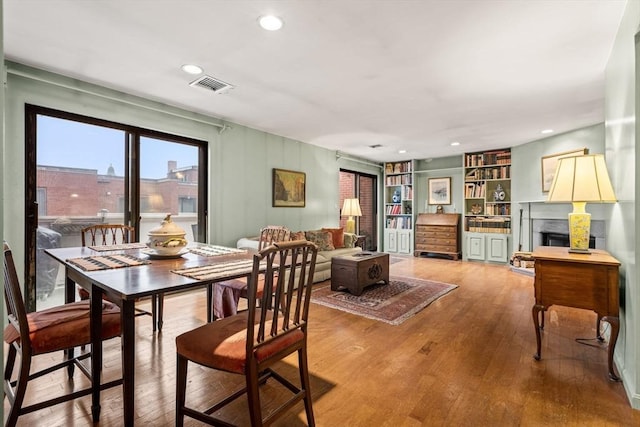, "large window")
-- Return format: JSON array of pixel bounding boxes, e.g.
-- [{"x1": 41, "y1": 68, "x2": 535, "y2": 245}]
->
[{"x1": 25, "y1": 105, "x2": 208, "y2": 310}]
